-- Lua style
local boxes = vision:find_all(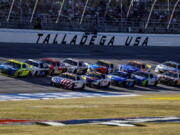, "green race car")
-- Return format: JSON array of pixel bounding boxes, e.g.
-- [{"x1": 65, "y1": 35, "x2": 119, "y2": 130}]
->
[{"x1": 0, "y1": 59, "x2": 33, "y2": 77}]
